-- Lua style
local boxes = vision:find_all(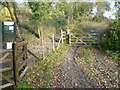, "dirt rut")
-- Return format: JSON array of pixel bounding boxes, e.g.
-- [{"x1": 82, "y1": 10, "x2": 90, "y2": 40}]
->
[{"x1": 55, "y1": 47, "x2": 93, "y2": 88}]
